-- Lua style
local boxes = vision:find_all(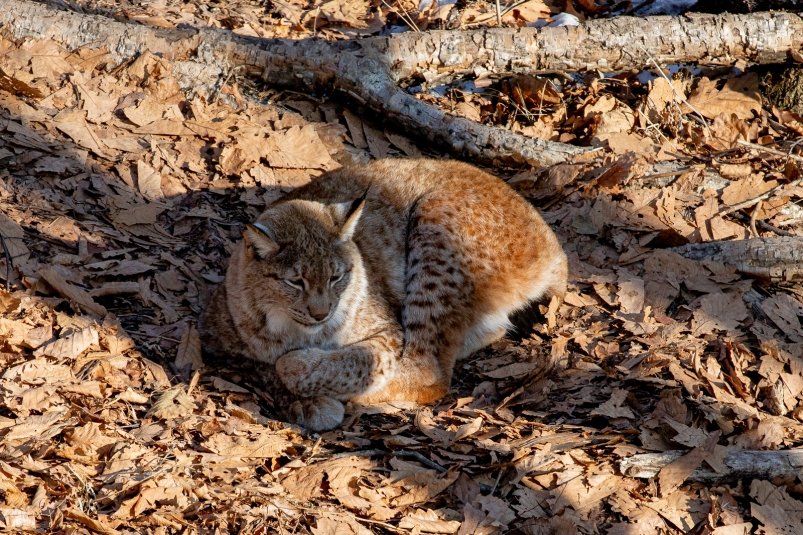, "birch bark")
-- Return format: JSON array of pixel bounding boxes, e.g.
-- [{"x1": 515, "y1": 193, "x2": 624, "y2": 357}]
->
[{"x1": 2, "y1": 1, "x2": 802, "y2": 165}]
